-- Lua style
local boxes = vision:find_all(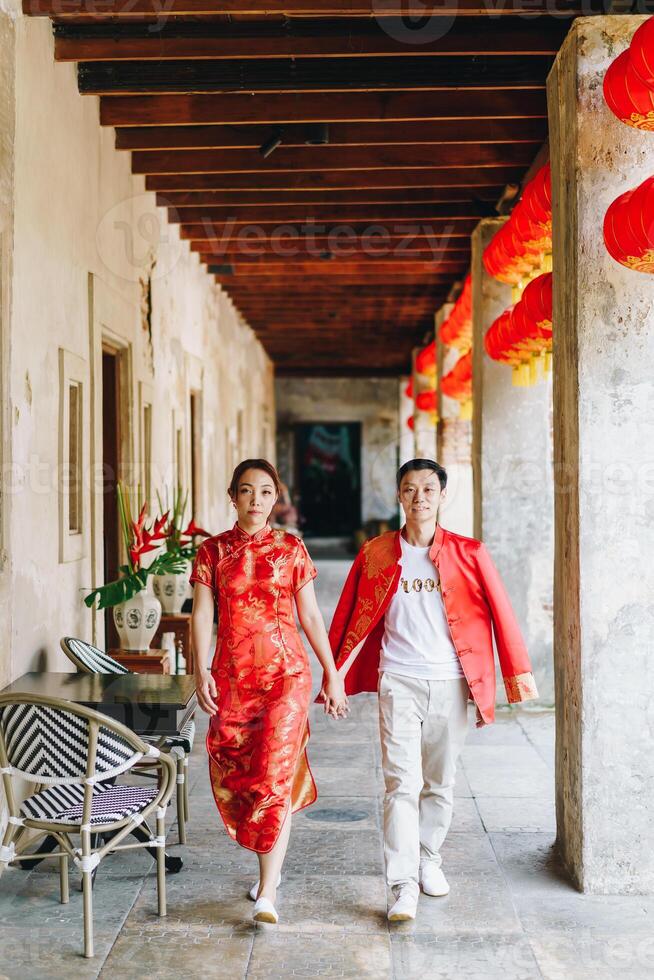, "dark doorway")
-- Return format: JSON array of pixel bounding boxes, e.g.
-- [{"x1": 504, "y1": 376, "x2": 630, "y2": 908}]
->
[
  {"x1": 102, "y1": 348, "x2": 121, "y2": 649},
  {"x1": 295, "y1": 422, "x2": 361, "y2": 537}
]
